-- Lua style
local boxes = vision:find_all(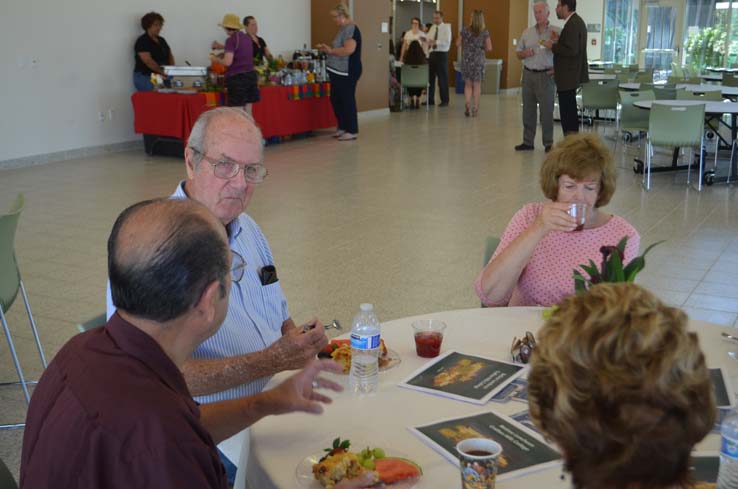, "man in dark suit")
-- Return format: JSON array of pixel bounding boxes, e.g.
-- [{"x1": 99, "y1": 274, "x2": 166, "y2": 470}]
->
[{"x1": 544, "y1": 0, "x2": 588, "y2": 135}]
